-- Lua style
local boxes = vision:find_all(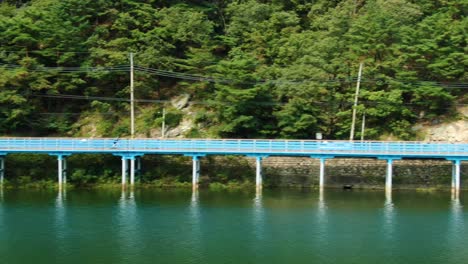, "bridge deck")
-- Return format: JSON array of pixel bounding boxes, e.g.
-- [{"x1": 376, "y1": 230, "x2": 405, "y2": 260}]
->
[{"x1": 0, "y1": 138, "x2": 467, "y2": 159}]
